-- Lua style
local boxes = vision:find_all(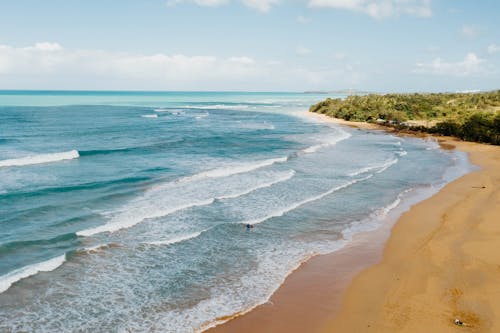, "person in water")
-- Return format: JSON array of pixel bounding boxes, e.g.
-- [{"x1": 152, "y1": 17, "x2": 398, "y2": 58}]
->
[{"x1": 246, "y1": 224, "x2": 254, "y2": 229}]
